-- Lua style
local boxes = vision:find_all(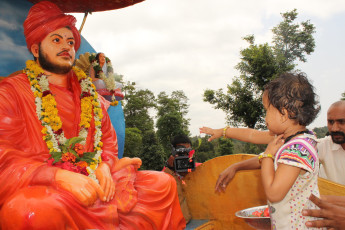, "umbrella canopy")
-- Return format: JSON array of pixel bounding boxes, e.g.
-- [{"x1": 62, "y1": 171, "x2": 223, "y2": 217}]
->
[{"x1": 27, "y1": 0, "x2": 145, "y2": 13}]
